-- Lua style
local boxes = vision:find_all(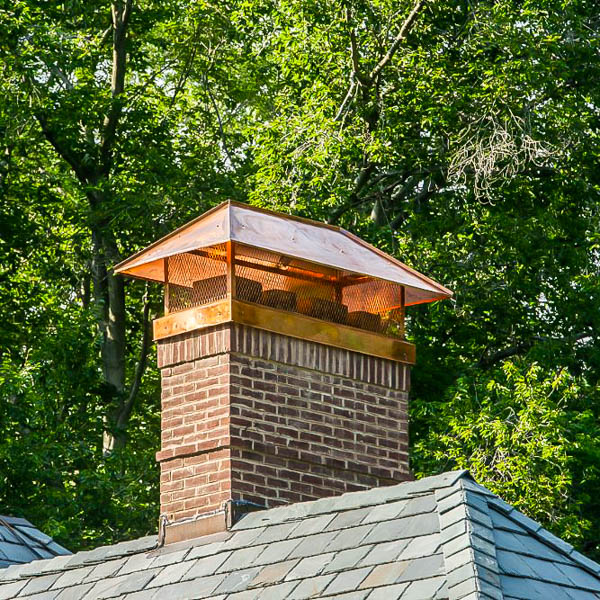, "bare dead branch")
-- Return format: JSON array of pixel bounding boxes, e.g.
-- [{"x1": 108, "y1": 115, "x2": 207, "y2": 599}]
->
[{"x1": 448, "y1": 109, "x2": 557, "y2": 198}]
